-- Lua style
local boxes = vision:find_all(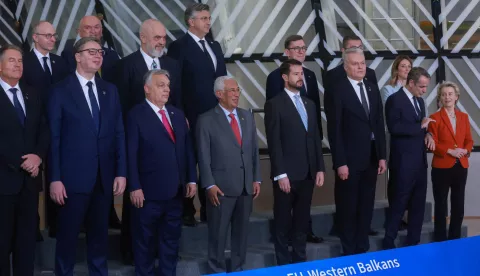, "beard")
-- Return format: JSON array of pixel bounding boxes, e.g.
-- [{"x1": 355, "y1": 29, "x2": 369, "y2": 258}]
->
[
  {"x1": 147, "y1": 44, "x2": 164, "y2": 58},
  {"x1": 288, "y1": 80, "x2": 303, "y2": 90}
]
